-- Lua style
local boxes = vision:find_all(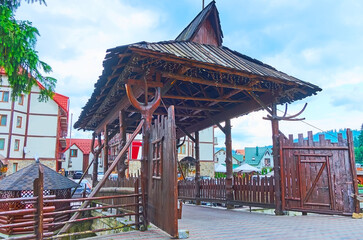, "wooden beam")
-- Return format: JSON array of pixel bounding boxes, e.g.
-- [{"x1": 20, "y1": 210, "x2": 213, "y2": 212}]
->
[
  {"x1": 162, "y1": 95, "x2": 244, "y2": 103},
  {"x1": 176, "y1": 93, "x2": 274, "y2": 138},
  {"x1": 103, "y1": 125, "x2": 109, "y2": 173},
  {"x1": 172, "y1": 104, "x2": 220, "y2": 112},
  {"x1": 247, "y1": 91, "x2": 273, "y2": 115},
  {"x1": 126, "y1": 79, "x2": 164, "y2": 88},
  {"x1": 177, "y1": 125, "x2": 195, "y2": 143},
  {"x1": 206, "y1": 112, "x2": 225, "y2": 134},
  {"x1": 162, "y1": 72, "x2": 270, "y2": 92}
]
